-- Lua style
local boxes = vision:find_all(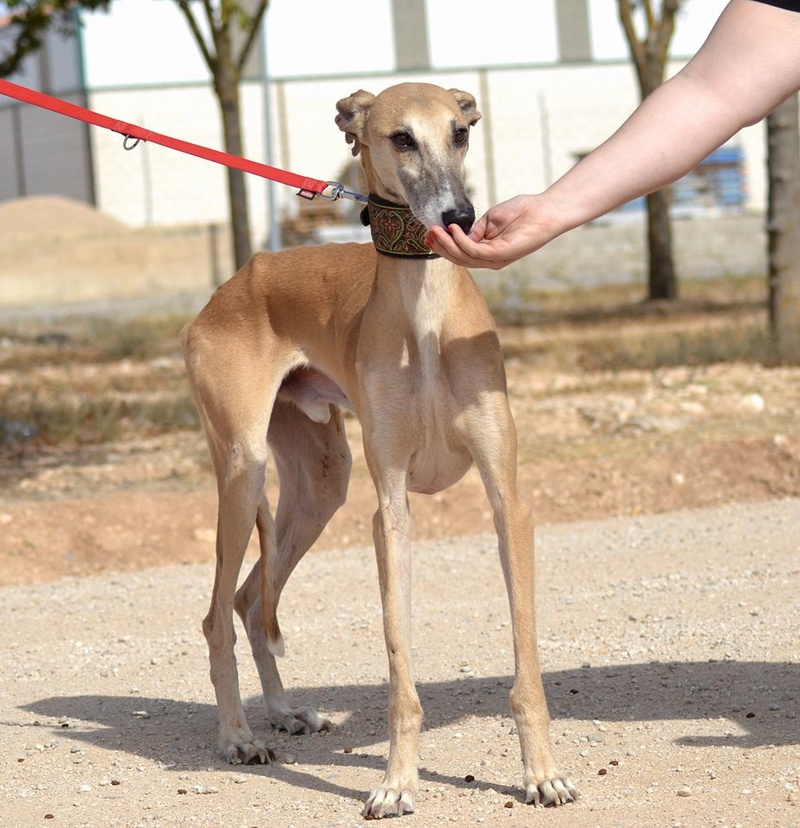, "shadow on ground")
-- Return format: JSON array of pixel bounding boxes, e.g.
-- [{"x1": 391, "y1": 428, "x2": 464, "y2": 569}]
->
[{"x1": 20, "y1": 659, "x2": 799, "y2": 804}]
